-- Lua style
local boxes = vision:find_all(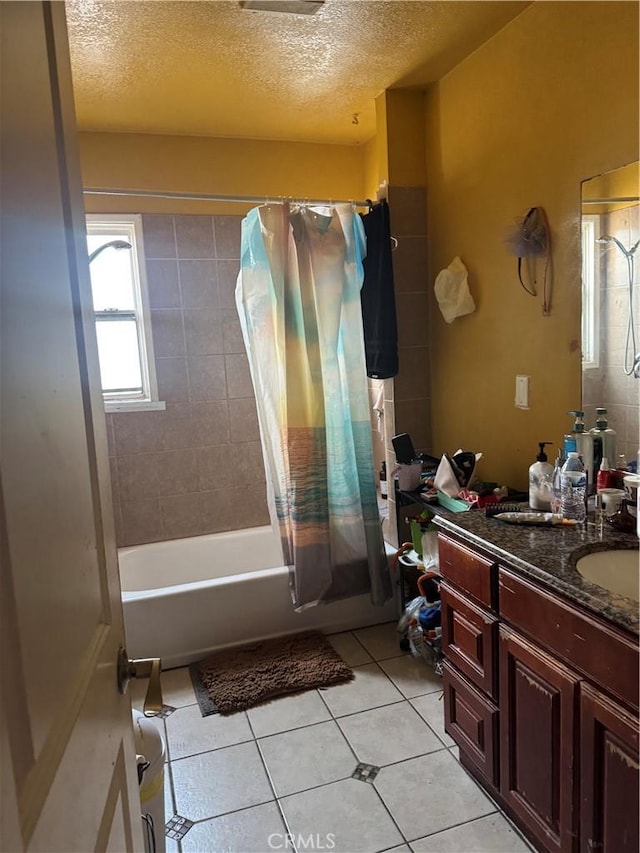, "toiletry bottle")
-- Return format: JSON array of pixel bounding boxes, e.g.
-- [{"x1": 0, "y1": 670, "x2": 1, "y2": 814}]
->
[
  {"x1": 550, "y1": 449, "x2": 564, "y2": 514},
  {"x1": 589, "y1": 408, "x2": 616, "y2": 473},
  {"x1": 379, "y1": 461, "x2": 388, "y2": 499},
  {"x1": 560, "y1": 451, "x2": 587, "y2": 523},
  {"x1": 565, "y1": 411, "x2": 594, "y2": 495},
  {"x1": 529, "y1": 442, "x2": 554, "y2": 510},
  {"x1": 596, "y1": 457, "x2": 612, "y2": 492}
]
